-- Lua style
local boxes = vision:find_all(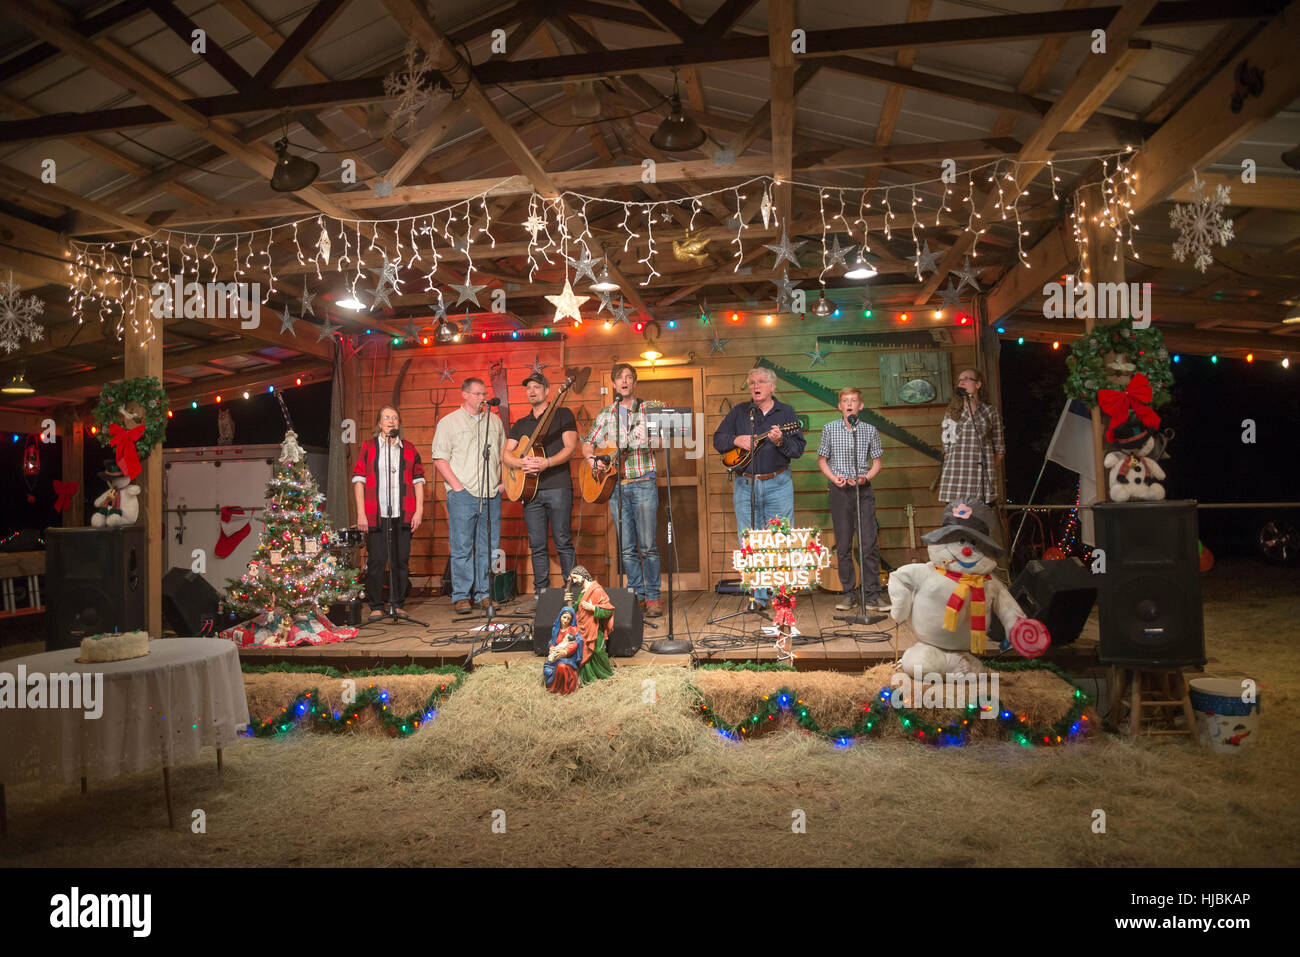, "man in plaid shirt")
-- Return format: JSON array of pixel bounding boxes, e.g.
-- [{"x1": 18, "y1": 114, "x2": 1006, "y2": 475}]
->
[
  {"x1": 817, "y1": 387, "x2": 889, "y2": 612},
  {"x1": 938, "y1": 368, "x2": 1005, "y2": 505},
  {"x1": 581, "y1": 362, "x2": 664, "y2": 617}
]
